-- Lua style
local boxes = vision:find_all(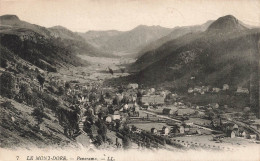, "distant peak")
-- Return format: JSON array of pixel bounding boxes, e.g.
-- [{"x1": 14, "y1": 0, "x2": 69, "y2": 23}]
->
[
  {"x1": 0, "y1": 14, "x2": 20, "y2": 21},
  {"x1": 49, "y1": 25, "x2": 68, "y2": 30},
  {"x1": 135, "y1": 25, "x2": 149, "y2": 29},
  {"x1": 133, "y1": 25, "x2": 165, "y2": 31},
  {"x1": 207, "y1": 15, "x2": 246, "y2": 32},
  {"x1": 222, "y1": 15, "x2": 237, "y2": 20}
]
